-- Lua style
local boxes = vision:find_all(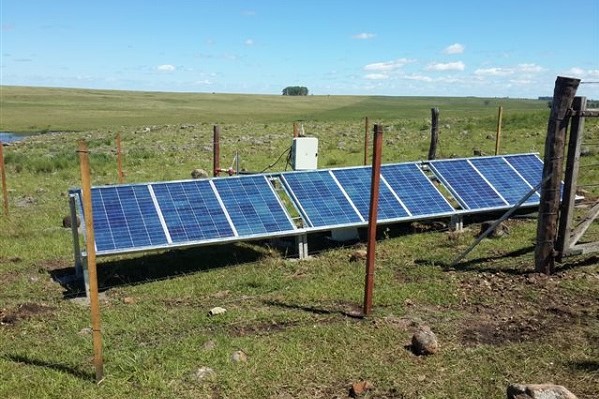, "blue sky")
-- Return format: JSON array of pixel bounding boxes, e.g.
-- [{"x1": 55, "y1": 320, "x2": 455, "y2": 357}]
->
[{"x1": 2, "y1": 1, "x2": 598, "y2": 98}]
